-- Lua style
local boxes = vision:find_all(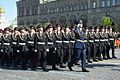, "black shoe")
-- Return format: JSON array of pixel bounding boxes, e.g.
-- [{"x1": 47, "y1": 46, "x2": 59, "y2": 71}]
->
[
  {"x1": 75, "y1": 62, "x2": 80, "y2": 65},
  {"x1": 60, "y1": 65, "x2": 66, "y2": 68},
  {"x1": 103, "y1": 58, "x2": 108, "y2": 60},
  {"x1": 43, "y1": 68, "x2": 49, "y2": 72},
  {"x1": 112, "y1": 56, "x2": 117, "y2": 58},
  {"x1": 31, "y1": 68, "x2": 36, "y2": 71},
  {"x1": 82, "y1": 68, "x2": 89, "y2": 72},
  {"x1": 22, "y1": 68, "x2": 27, "y2": 70},
  {"x1": 68, "y1": 65, "x2": 73, "y2": 71},
  {"x1": 98, "y1": 59, "x2": 103, "y2": 61},
  {"x1": 93, "y1": 59, "x2": 98, "y2": 62},
  {"x1": 107, "y1": 57, "x2": 112, "y2": 59},
  {"x1": 52, "y1": 67, "x2": 59, "y2": 71},
  {"x1": 88, "y1": 61, "x2": 92, "y2": 63}
]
